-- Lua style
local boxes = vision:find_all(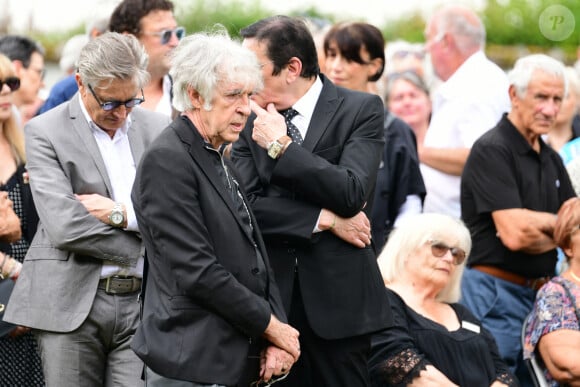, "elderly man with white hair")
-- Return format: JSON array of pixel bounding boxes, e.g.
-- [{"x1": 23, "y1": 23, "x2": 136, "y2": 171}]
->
[{"x1": 461, "y1": 54, "x2": 576, "y2": 386}]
